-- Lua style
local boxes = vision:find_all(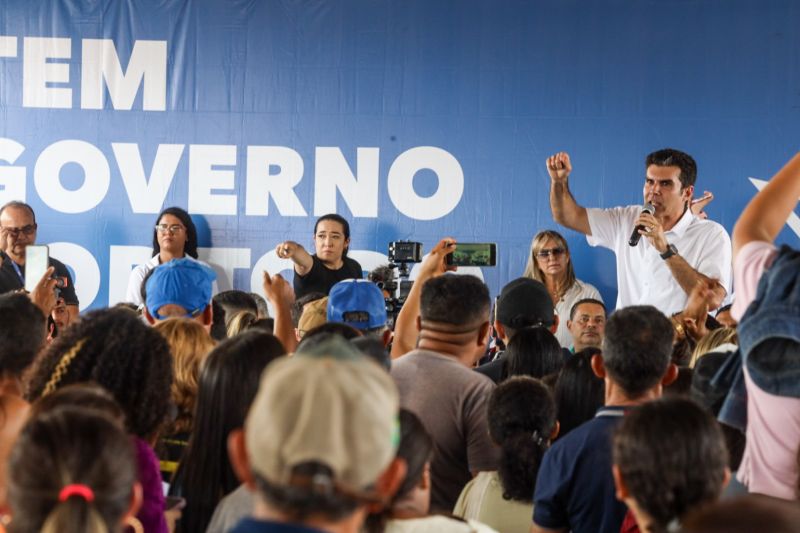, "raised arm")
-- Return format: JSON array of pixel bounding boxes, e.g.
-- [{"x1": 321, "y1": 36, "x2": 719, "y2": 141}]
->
[
  {"x1": 662, "y1": 257, "x2": 725, "y2": 310},
  {"x1": 28, "y1": 266, "x2": 57, "y2": 318},
  {"x1": 637, "y1": 211, "x2": 727, "y2": 310},
  {"x1": 390, "y1": 239, "x2": 456, "y2": 359},
  {"x1": 276, "y1": 241, "x2": 314, "y2": 276},
  {"x1": 547, "y1": 152, "x2": 591, "y2": 235},
  {"x1": 262, "y1": 271, "x2": 298, "y2": 353},
  {"x1": 733, "y1": 152, "x2": 800, "y2": 257}
]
